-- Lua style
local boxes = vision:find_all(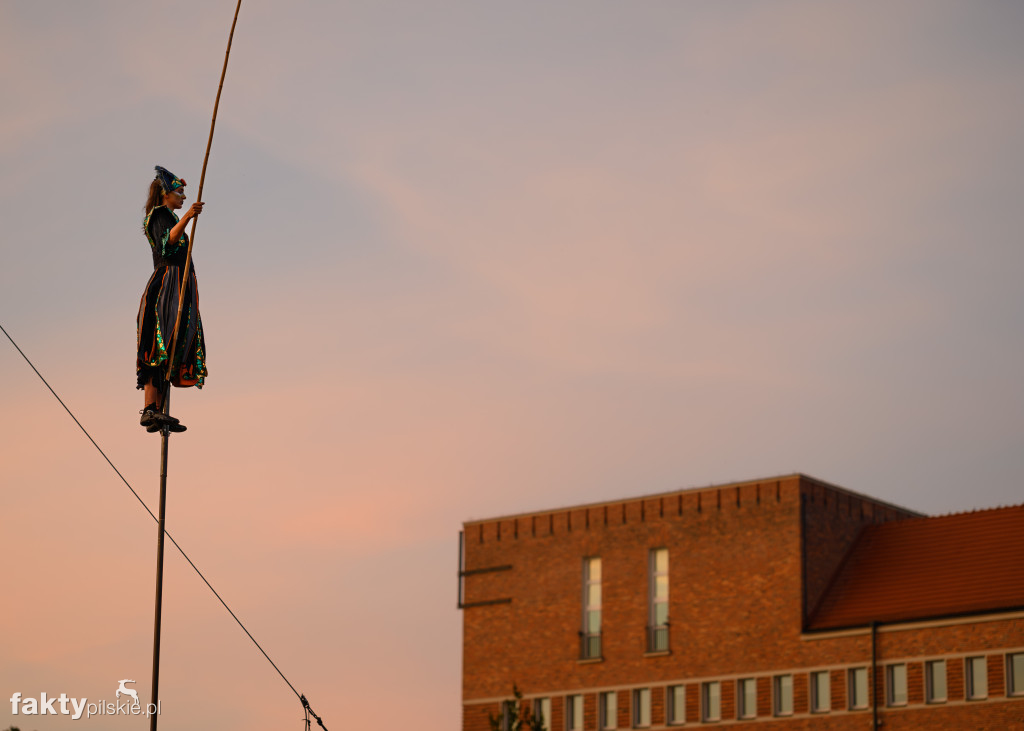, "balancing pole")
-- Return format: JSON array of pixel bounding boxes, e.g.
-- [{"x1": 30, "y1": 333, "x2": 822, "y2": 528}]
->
[
  {"x1": 150, "y1": 3, "x2": 242, "y2": 730},
  {"x1": 164, "y1": 0, "x2": 243, "y2": 382}
]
